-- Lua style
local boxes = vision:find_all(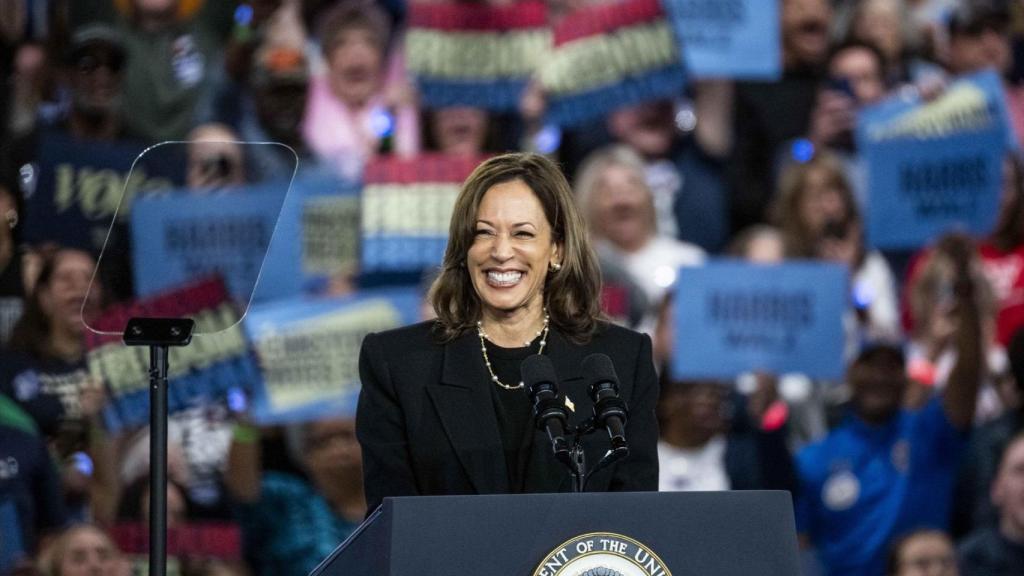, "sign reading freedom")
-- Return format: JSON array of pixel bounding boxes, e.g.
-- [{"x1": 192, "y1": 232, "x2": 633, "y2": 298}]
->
[
  {"x1": 243, "y1": 288, "x2": 421, "y2": 424},
  {"x1": 672, "y1": 260, "x2": 847, "y2": 380},
  {"x1": 856, "y1": 70, "x2": 1012, "y2": 249},
  {"x1": 85, "y1": 278, "x2": 260, "y2": 432}
]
